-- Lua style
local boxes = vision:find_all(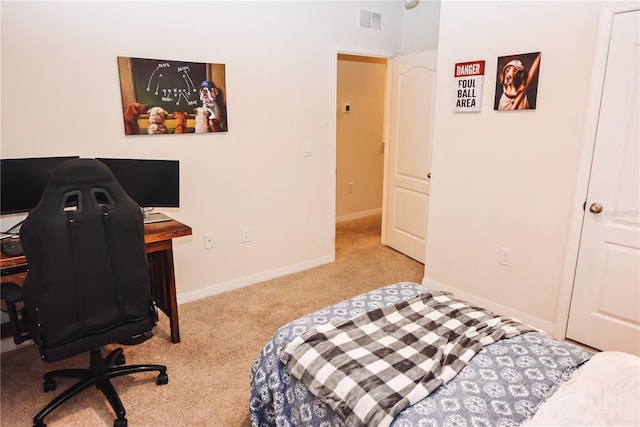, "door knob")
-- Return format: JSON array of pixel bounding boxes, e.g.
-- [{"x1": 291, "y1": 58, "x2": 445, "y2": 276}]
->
[
  {"x1": 589, "y1": 203, "x2": 603, "y2": 214},
  {"x1": 427, "y1": 173, "x2": 431, "y2": 179}
]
